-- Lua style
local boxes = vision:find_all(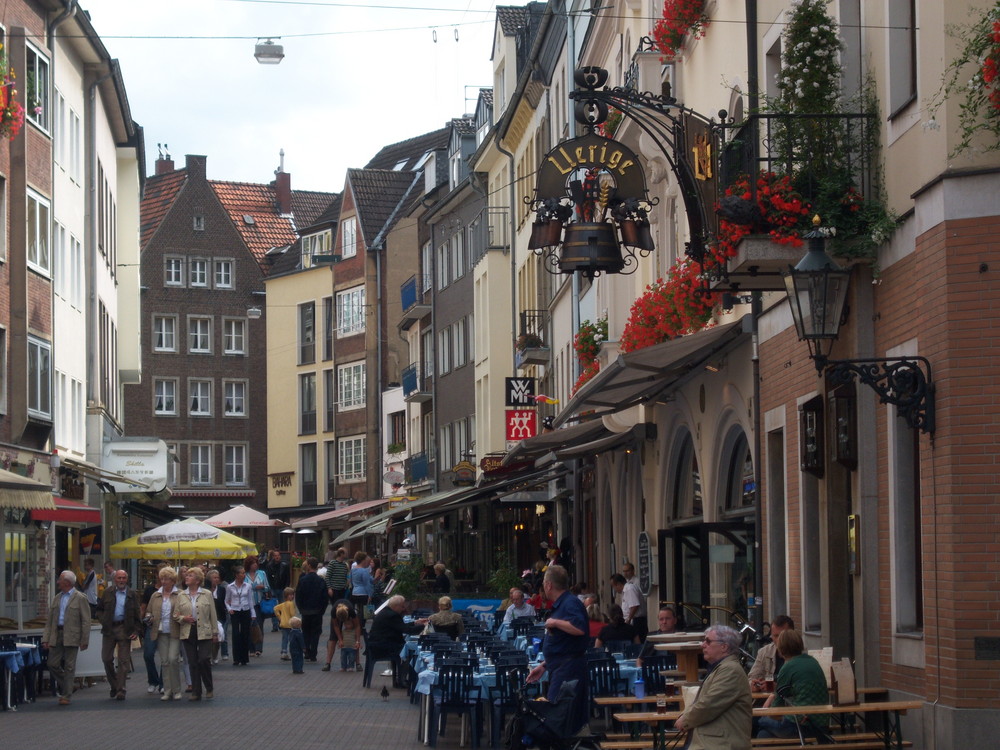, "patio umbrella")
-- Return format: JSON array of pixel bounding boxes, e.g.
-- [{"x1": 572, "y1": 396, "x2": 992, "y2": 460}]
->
[
  {"x1": 203, "y1": 504, "x2": 286, "y2": 528},
  {"x1": 109, "y1": 527, "x2": 258, "y2": 560},
  {"x1": 138, "y1": 517, "x2": 221, "y2": 544}
]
